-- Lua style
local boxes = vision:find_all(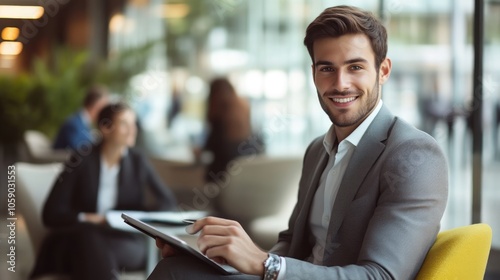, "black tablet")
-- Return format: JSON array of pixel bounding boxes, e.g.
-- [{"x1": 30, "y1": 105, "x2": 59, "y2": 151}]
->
[{"x1": 121, "y1": 213, "x2": 239, "y2": 275}]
